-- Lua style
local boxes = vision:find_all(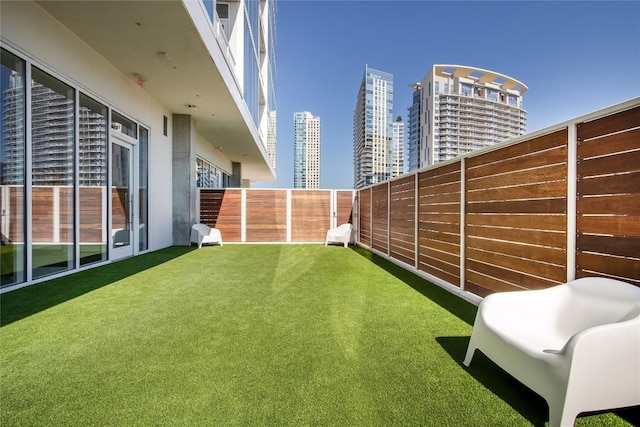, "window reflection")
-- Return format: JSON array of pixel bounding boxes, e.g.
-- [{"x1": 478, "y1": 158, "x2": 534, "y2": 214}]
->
[
  {"x1": 31, "y1": 67, "x2": 75, "y2": 279},
  {"x1": 196, "y1": 156, "x2": 229, "y2": 189},
  {"x1": 111, "y1": 111, "x2": 137, "y2": 139},
  {"x1": 79, "y1": 93, "x2": 108, "y2": 265},
  {"x1": 0, "y1": 49, "x2": 26, "y2": 287}
]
